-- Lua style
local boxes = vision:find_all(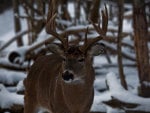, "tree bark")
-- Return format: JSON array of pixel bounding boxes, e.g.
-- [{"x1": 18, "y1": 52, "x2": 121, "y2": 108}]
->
[
  {"x1": 90, "y1": 0, "x2": 101, "y2": 23},
  {"x1": 117, "y1": 0, "x2": 128, "y2": 90},
  {"x1": 83, "y1": 0, "x2": 92, "y2": 21},
  {"x1": 60, "y1": 0, "x2": 71, "y2": 21},
  {"x1": 13, "y1": 0, "x2": 23, "y2": 47},
  {"x1": 133, "y1": 0, "x2": 150, "y2": 97},
  {"x1": 75, "y1": 0, "x2": 81, "y2": 24}
]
